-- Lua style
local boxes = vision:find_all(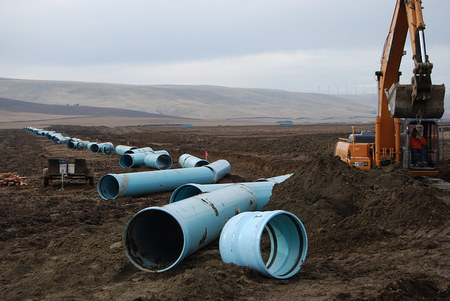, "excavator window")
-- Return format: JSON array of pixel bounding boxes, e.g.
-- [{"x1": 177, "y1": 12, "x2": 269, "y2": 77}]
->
[{"x1": 404, "y1": 120, "x2": 439, "y2": 170}]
